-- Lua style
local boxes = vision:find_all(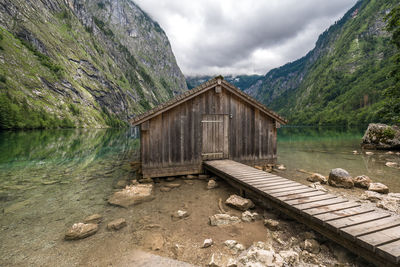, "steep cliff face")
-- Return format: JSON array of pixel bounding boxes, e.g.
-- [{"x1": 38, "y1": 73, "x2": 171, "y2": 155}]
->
[
  {"x1": 0, "y1": 0, "x2": 186, "y2": 129},
  {"x1": 246, "y1": 0, "x2": 397, "y2": 125}
]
